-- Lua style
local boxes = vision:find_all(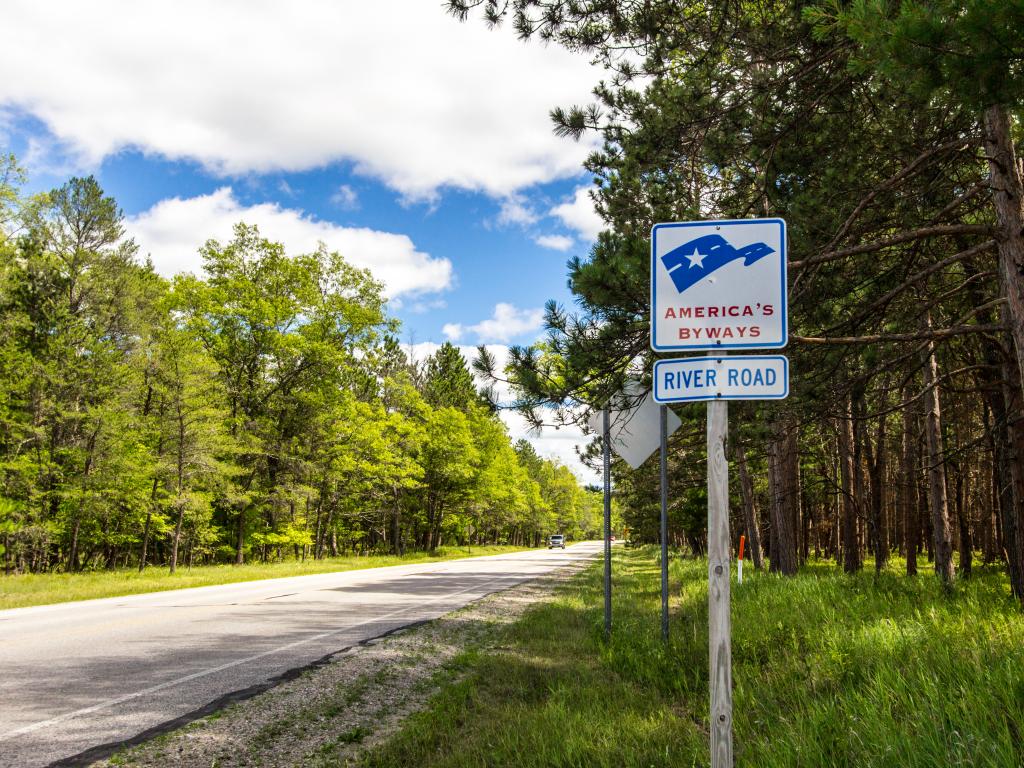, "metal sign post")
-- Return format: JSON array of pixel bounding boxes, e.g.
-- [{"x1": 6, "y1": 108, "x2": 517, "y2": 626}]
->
[
  {"x1": 650, "y1": 217, "x2": 790, "y2": 768},
  {"x1": 589, "y1": 386, "x2": 683, "y2": 641}
]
